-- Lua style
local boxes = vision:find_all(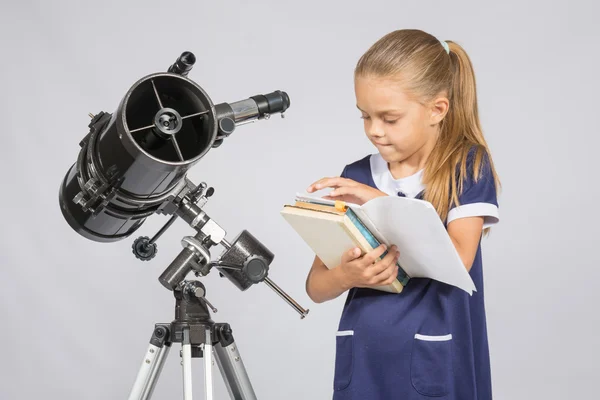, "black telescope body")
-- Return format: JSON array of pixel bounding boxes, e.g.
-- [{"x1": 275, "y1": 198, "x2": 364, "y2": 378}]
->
[{"x1": 59, "y1": 56, "x2": 289, "y2": 243}]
